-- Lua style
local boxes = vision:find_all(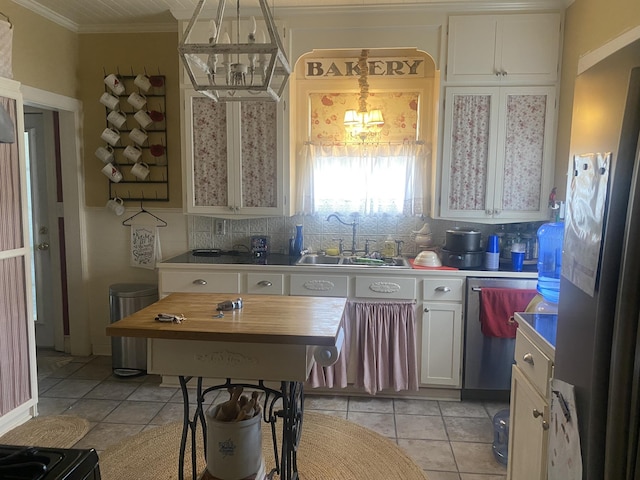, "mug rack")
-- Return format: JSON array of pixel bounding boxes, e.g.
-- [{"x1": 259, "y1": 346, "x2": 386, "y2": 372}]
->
[{"x1": 100, "y1": 71, "x2": 169, "y2": 202}]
